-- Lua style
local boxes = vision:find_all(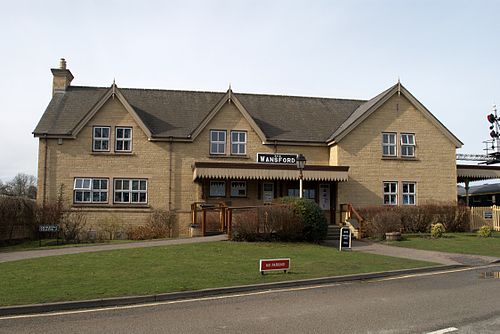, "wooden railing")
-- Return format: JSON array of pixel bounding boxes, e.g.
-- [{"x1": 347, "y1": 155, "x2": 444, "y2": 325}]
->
[
  {"x1": 340, "y1": 203, "x2": 365, "y2": 239},
  {"x1": 470, "y1": 206, "x2": 500, "y2": 231}
]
